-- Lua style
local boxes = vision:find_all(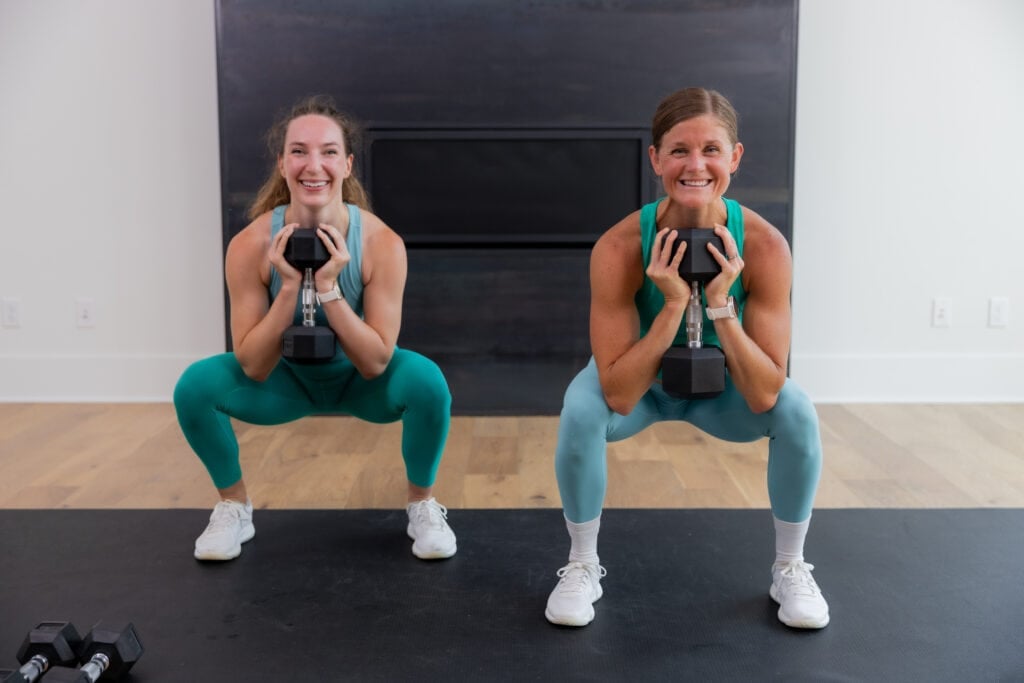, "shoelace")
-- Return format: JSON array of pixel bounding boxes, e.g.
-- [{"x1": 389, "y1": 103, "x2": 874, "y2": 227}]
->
[
  {"x1": 205, "y1": 502, "x2": 243, "y2": 533},
  {"x1": 409, "y1": 499, "x2": 448, "y2": 529},
  {"x1": 555, "y1": 562, "x2": 607, "y2": 594},
  {"x1": 775, "y1": 560, "x2": 821, "y2": 597}
]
